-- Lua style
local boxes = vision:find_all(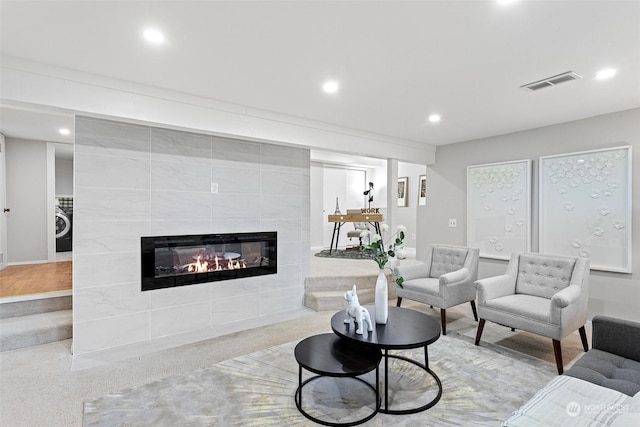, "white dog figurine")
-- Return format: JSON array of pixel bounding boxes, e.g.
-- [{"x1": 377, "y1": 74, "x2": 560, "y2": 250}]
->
[{"x1": 343, "y1": 285, "x2": 373, "y2": 335}]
